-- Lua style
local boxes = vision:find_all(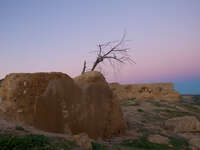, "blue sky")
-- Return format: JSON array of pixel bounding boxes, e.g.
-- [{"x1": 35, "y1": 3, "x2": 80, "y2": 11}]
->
[{"x1": 0, "y1": 0, "x2": 200, "y2": 94}]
